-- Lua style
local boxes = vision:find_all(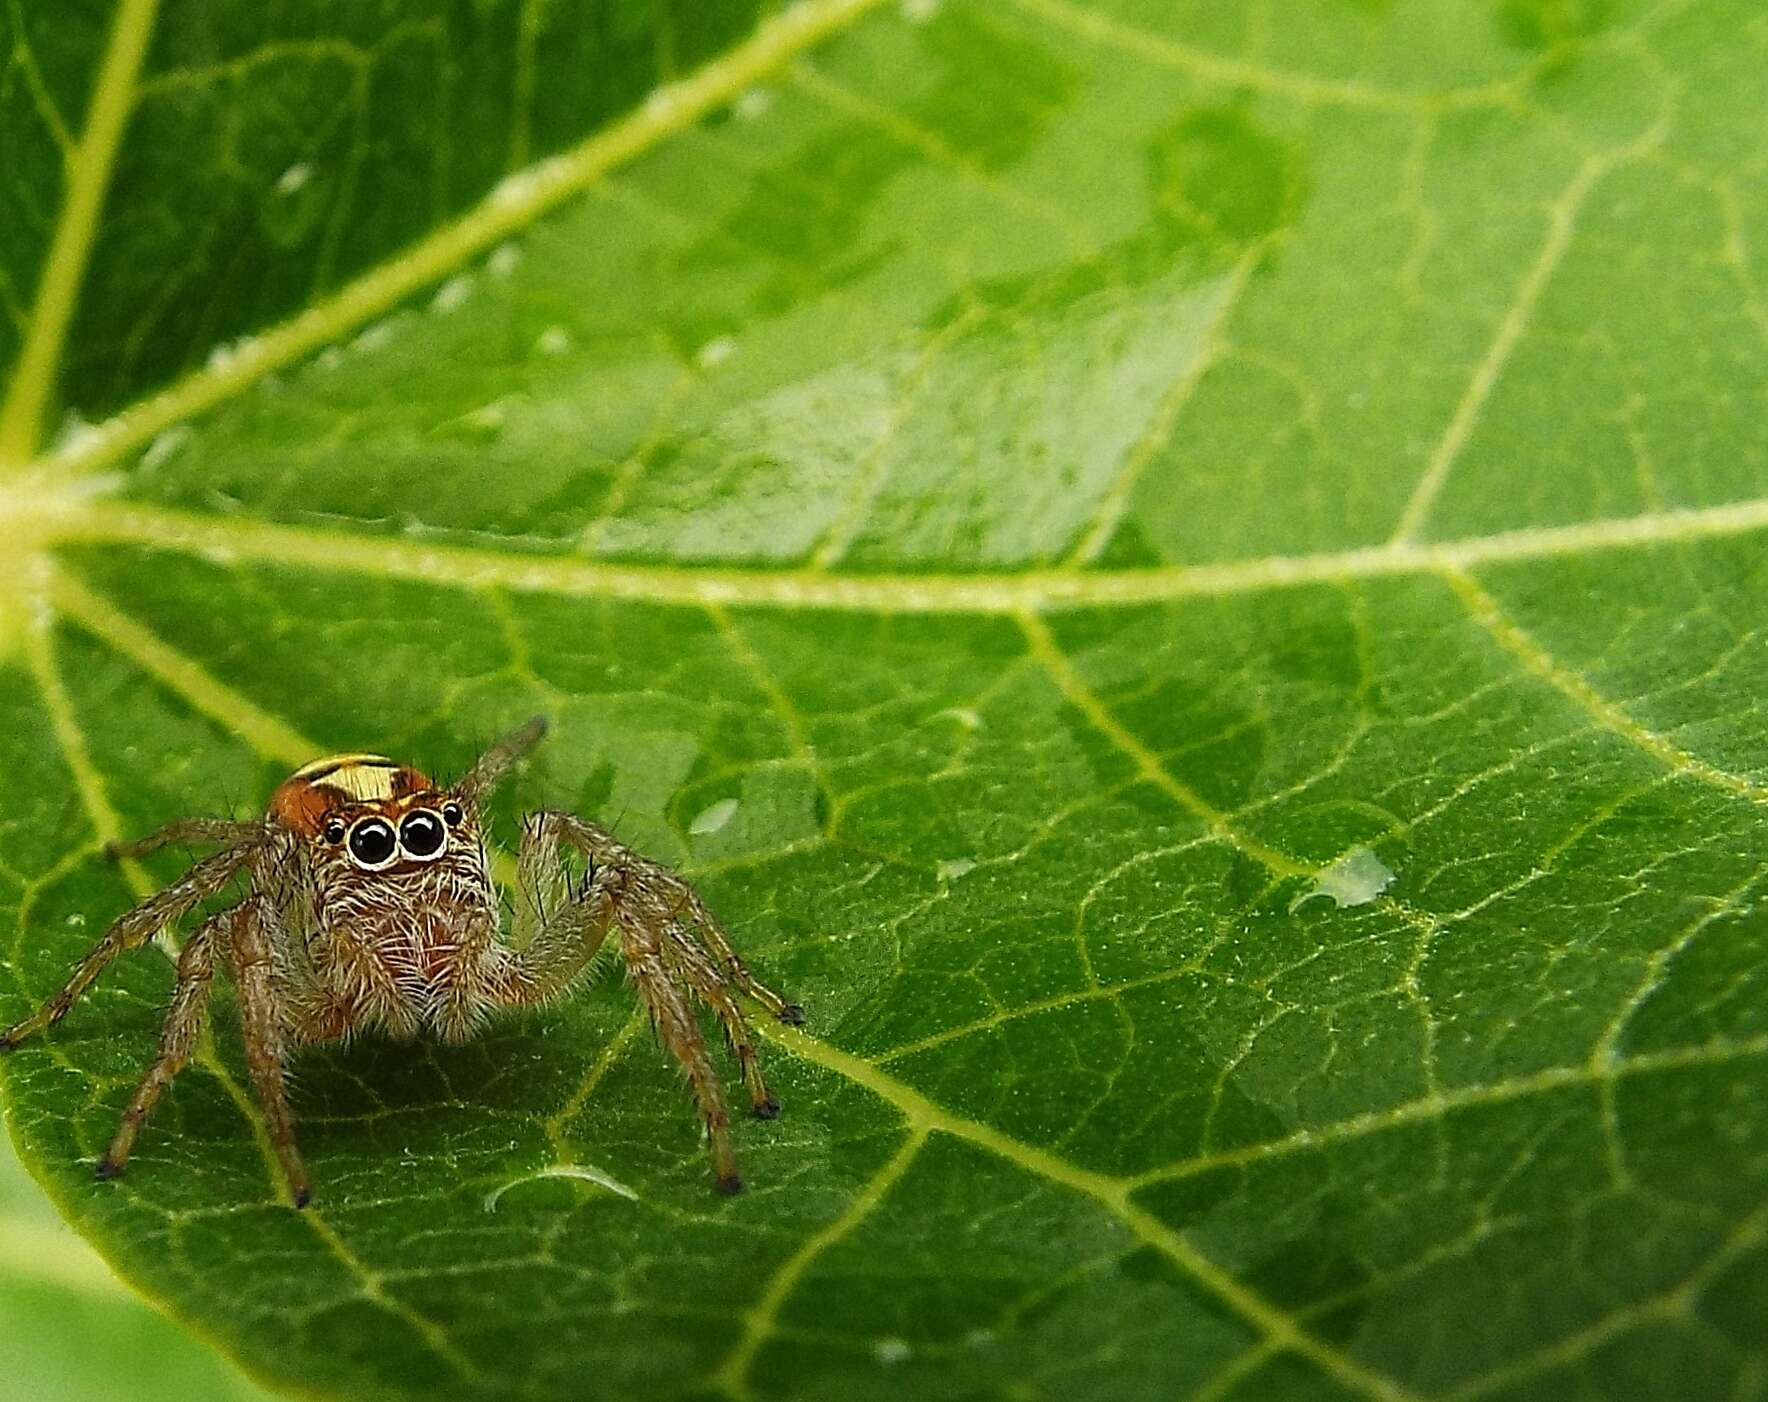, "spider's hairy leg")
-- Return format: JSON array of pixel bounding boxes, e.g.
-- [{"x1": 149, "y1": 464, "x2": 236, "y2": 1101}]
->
[
  {"x1": 96, "y1": 908, "x2": 224, "y2": 1180},
  {"x1": 560, "y1": 816, "x2": 803, "y2": 1026},
  {"x1": 663, "y1": 930, "x2": 781, "y2": 1120},
  {"x1": 454, "y1": 714, "x2": 549, "y2": 810},
  {"x1": 0, "y1": 843, "x2": 258, "y2": 1052},
  {"x1": 227, "y1": 899, "x2": 310, "y2": 1209},
  {"x1": 503, "y1": 811, "x2": 797, "y2": 1191},
  {"x1": 664, "y1": 879, "x2": 804, "y2": 1027},
  {"x1": 621, "y1": 888, "x2": 744, "y2": 1193},
  {"x1": 105, "y1": 818, "x2": 264, "y2": 862},
  {"x1": 497, "y1": 834, "x2": 748, "y2": 1174}
]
